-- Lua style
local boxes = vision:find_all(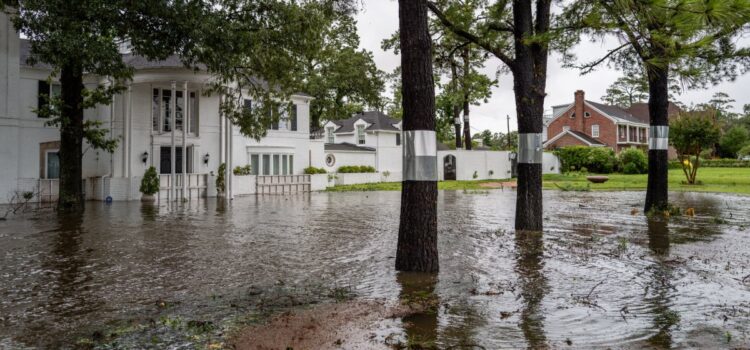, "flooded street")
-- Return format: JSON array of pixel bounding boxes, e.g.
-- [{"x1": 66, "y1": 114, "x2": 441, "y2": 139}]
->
[{"x1": 1, "y1": 190, "x2": 750, "y2": 349}]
